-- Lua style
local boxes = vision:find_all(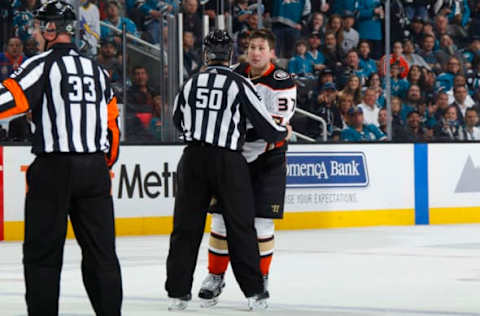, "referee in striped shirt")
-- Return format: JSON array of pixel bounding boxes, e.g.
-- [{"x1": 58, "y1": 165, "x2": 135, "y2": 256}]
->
[
  {"x1": 0, "y1": 2, "x2": 122, "y2": 315},
  {"x1": 166, "y1": 30, "x2": 291, "y2": 311}
]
